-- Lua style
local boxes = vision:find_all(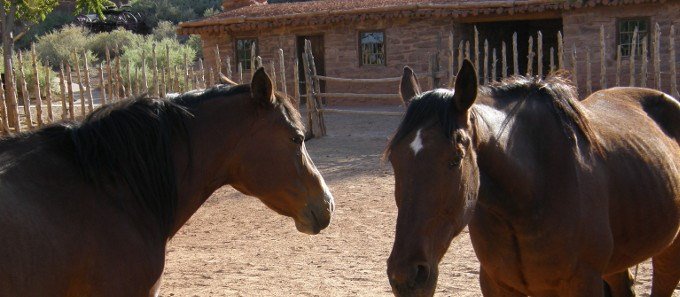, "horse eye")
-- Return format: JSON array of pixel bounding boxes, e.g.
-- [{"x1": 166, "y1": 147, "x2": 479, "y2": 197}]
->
[
  {"x1": 292, "y1": 136, "x2": 304, "y2": 144},
  {"x1": 448, "y1": 158, "x2": 461, "y2": 169}
]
